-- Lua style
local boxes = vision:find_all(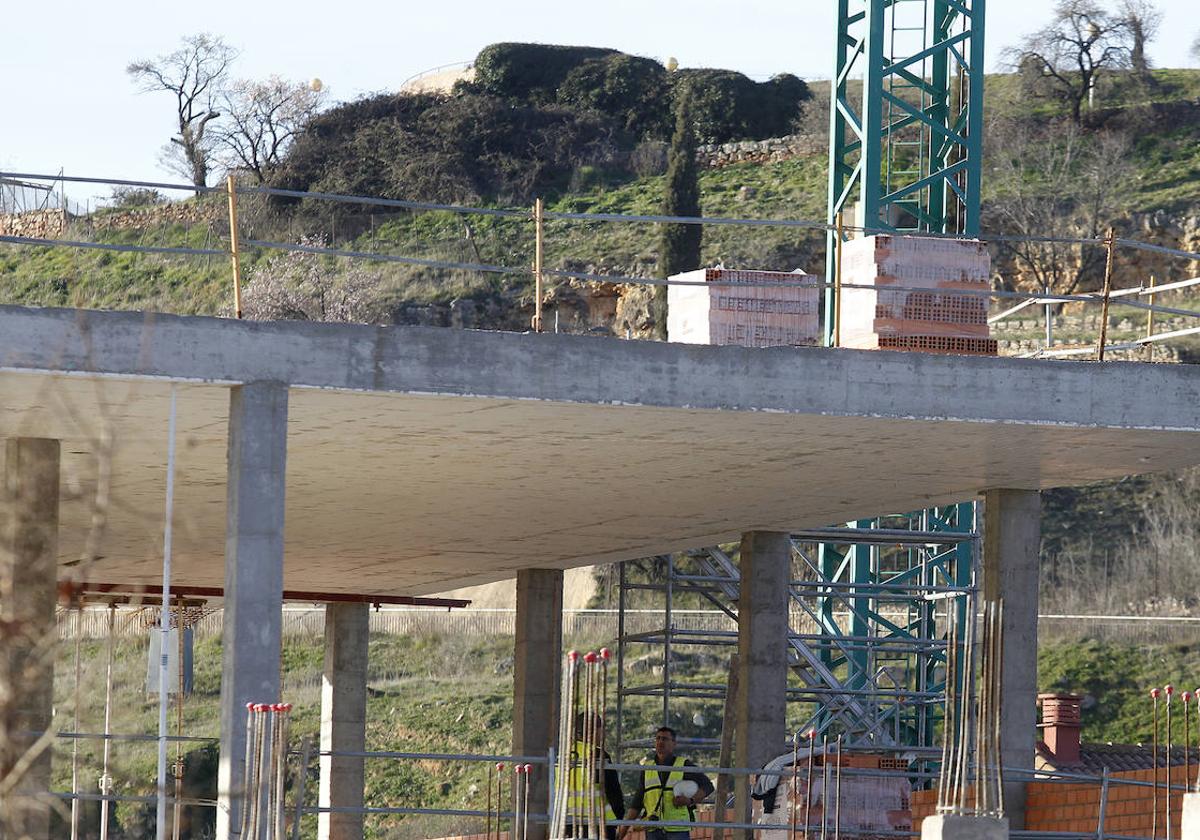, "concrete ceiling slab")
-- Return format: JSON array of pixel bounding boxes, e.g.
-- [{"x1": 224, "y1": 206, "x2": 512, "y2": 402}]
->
[{"x1": 2, "y1": 306, "x2": 1199, "y2": 596}]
